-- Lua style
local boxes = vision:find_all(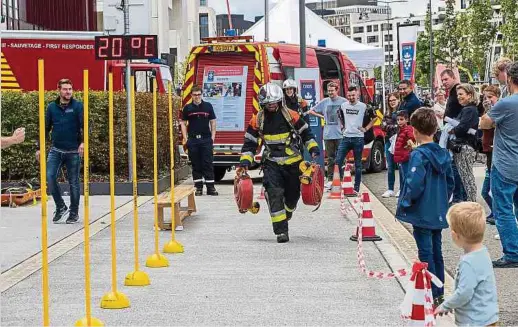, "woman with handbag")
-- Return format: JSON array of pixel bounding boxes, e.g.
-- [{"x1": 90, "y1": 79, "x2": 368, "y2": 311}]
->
[
  {"x1": 381, "y1": 93, "x2": 401, "y2": 198},
  {"x1": 447, "y1": 84, "x2": 480, "y2": 202}
]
